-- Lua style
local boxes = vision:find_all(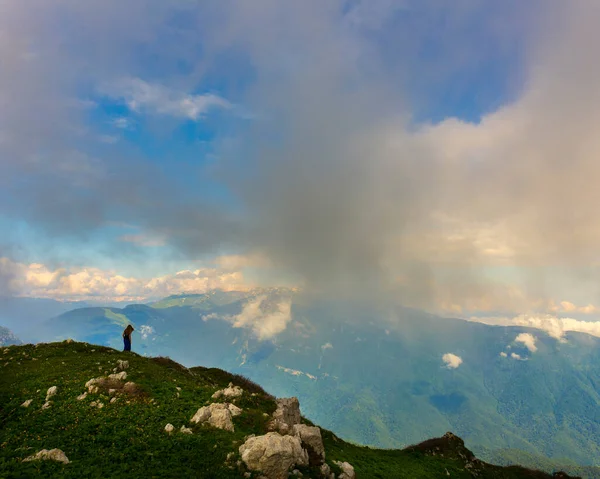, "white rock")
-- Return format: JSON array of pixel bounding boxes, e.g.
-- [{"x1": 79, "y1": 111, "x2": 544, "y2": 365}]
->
[
  {"x1": 116, "y1": 360, "x2": 129, "y2": 370},
  {"x1": 108, "y1": 371, "x2": 127, "y2": 381},
  {"x1": 23, "y1": 449, "x2": 69, "y2": 464},
  {"x1": 176, "y1": 387, "x2": 181, "y2": 391},
  {"x1": 108, "y1": 389, "x2": 117, "y2": 396},
  {"x1": 65, "y1": 339, "x2": 74, "y2": 344},
  {"x1": 165, "y1": 423, "x2": 175, "y2": 433},
  {"x1": 90, "y1": 401, "x2": 97, "y2": 407},
  {"x1": 76, "y1": 392, "x2": 87, "y2": 400},
  {"x1": 190, "y1": 403, "x2": 235, "y2": 432},
  {"x1": 228, "y1": 403, "x2": 243, "y2": 417},
  {"x1": 46, "y1": 386, "x2": 58, "y2": 401},
  {"x1": 239, "y1": 432, "x2": 308, "y2": 479},
  {"x1": 110, "y1": 397, "x2": 117, "y2": 404},
  {"x1": 293, "y1": 424, "x2": 325, "y2": 465},
  {"x1": 333, "y1": 461, "x2": 355, "y2": 479},
  {"x1": 212, "y1": 382, "x2": 243, "y2": 399},
  {"x1": 41, "y1": 401, "x2": 52, "y2": 410},
  {"x1": 268, "y1": 397, "x2": 301, "y2": 435},
  {"x1": 180, "y1": 426, "x2": 193, "y2": 434},
  {"x1": 21, "y1": 399, "x2": 33, "y2": 408}
]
